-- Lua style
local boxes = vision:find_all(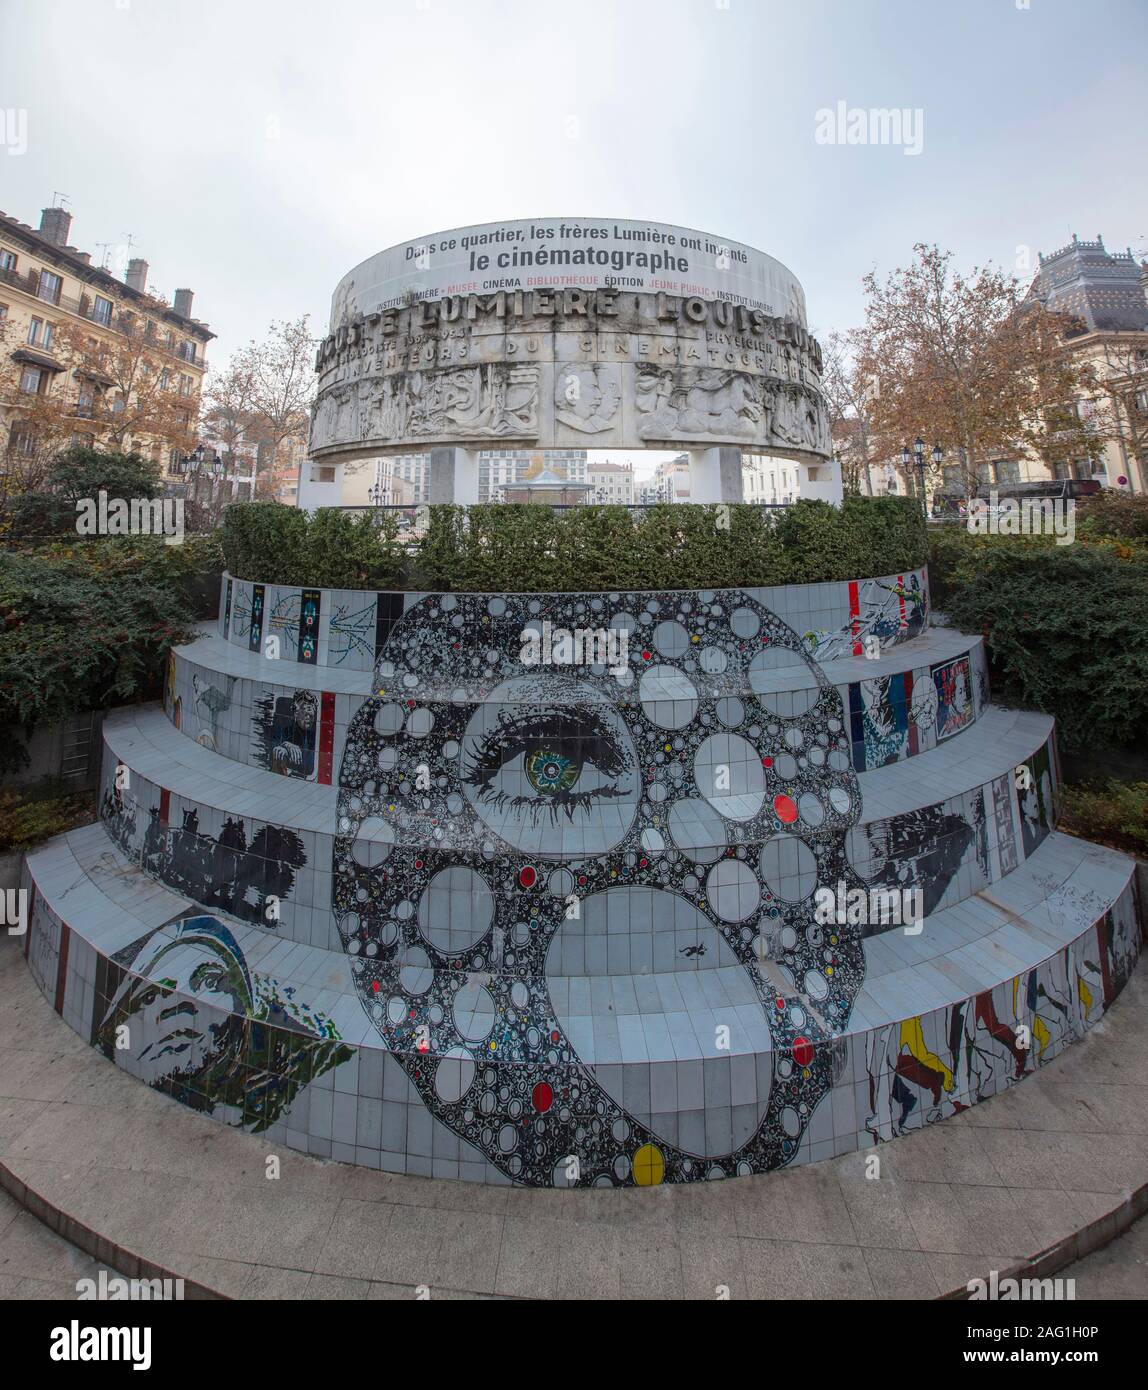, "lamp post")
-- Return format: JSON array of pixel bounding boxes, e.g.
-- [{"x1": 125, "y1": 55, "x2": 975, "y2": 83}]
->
[
  {"x1": 182, "y1": 443, "x2": 206, "y2": 505},
  {"x1": 902, "y1": 438, "x2": 942, "y2": 519}
]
